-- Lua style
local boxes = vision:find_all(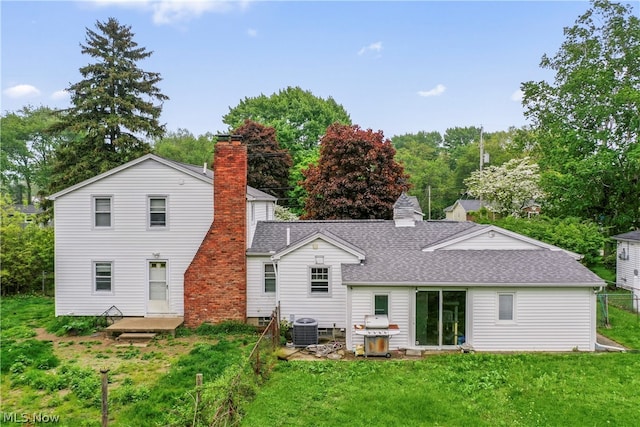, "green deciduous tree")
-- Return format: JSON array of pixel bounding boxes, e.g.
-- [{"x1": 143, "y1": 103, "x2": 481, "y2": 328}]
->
[
  {"x1": 522, "y1": 0, "x2": 640, "y2": 233},
  {"x1": 49, "y1": 17, "x2": 168, "y2": 195},
  {"x1": 0, "y1": 194, "x2": 54, "y2": 295},
  {"x1": 478, "y1": 215, "x2": 606, "y2": 266},
  {"x1": 1, "y1": 106, "x2": 69, "y2": 203},
  {"x1": 223, "y1": 86, "x2": 351, "y2": 158},
  {"x1": 153, "y1": 129, "x2": 216, "y2": 166},
  {"x1": 233, "y1": 120, "x2": 292, "y2": 200},
  {"x1": 302, "y1": 124, "x2": 410, "y2": 219},
  {"x1": 465, "y1": 157, "x2": 544, "y2": 217}
]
